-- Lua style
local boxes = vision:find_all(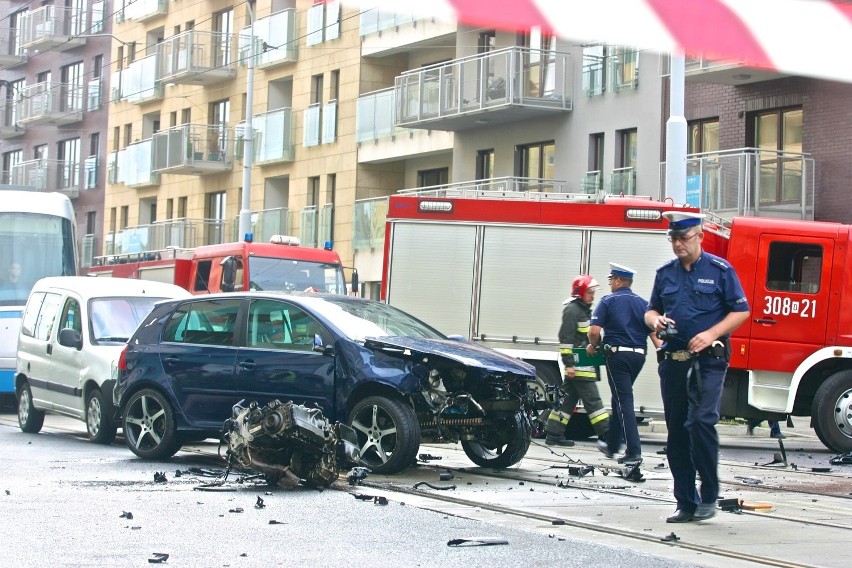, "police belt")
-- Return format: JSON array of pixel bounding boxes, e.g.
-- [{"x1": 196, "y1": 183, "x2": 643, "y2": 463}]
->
[
  {"x1": 663, "y1": 343, "x2": 727, "y2": 361},
  {"x1": 605, "y1": 346, "x2": 645, "y2": 355}
]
